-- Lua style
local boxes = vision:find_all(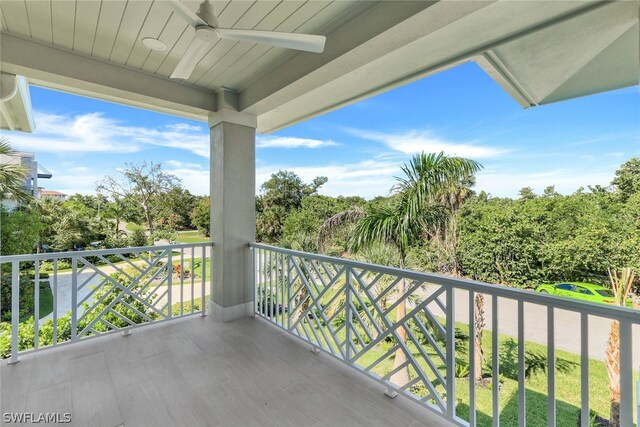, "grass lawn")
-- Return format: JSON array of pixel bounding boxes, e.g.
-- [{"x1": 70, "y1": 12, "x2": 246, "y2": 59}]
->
[
  {"x1": 38, "y1": 284, "x2": 53, "y2": 319},
  {"x1": 18, "y1": 283, "x2": 53, "y2": 323},
  {"x1": 262, "y1": 285, "x2": 638, "y2": 426},
  {"x1": 176, "y1": 230, "x2": 210, "y2": 244},
  {"x1": 125, "y1": 222, "x2": 145, "y2": 232},
  {"x1": 170, "y1": 297, "x2": 202, "y2": 315}
]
